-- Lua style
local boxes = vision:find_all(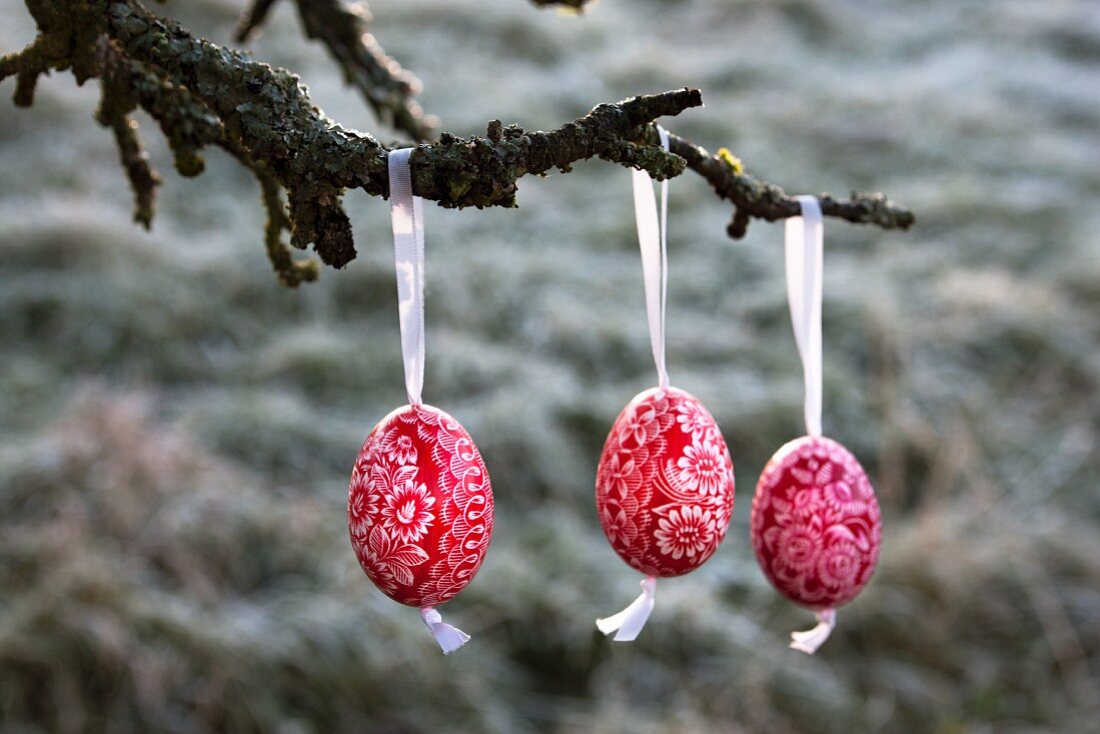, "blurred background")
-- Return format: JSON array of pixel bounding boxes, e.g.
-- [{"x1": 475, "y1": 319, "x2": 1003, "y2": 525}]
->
[{"x1": 2, "y1": 0, "x2": 1098, "y2": 731}]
